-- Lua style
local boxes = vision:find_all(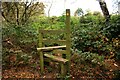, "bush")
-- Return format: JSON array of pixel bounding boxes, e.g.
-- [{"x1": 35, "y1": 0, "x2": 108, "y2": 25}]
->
[
  {"x1": 108, "y1": 15, "x2": 120, "y2": 38},
  {"x1": 2, "y1": 23, "x2": 38, "y2": 67},
  {"x1": 2, "y1": 23, "x2": 38, "y2": 48},
  {"x1": 72, "y1": 23, "x2": 112, "y2": 55},
  {"x1": 71, "y1": 14, "x2": 120, "y2": 60},
  {"x1": 72, "y1": 50, "x2": 104, "y2": 66}
]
